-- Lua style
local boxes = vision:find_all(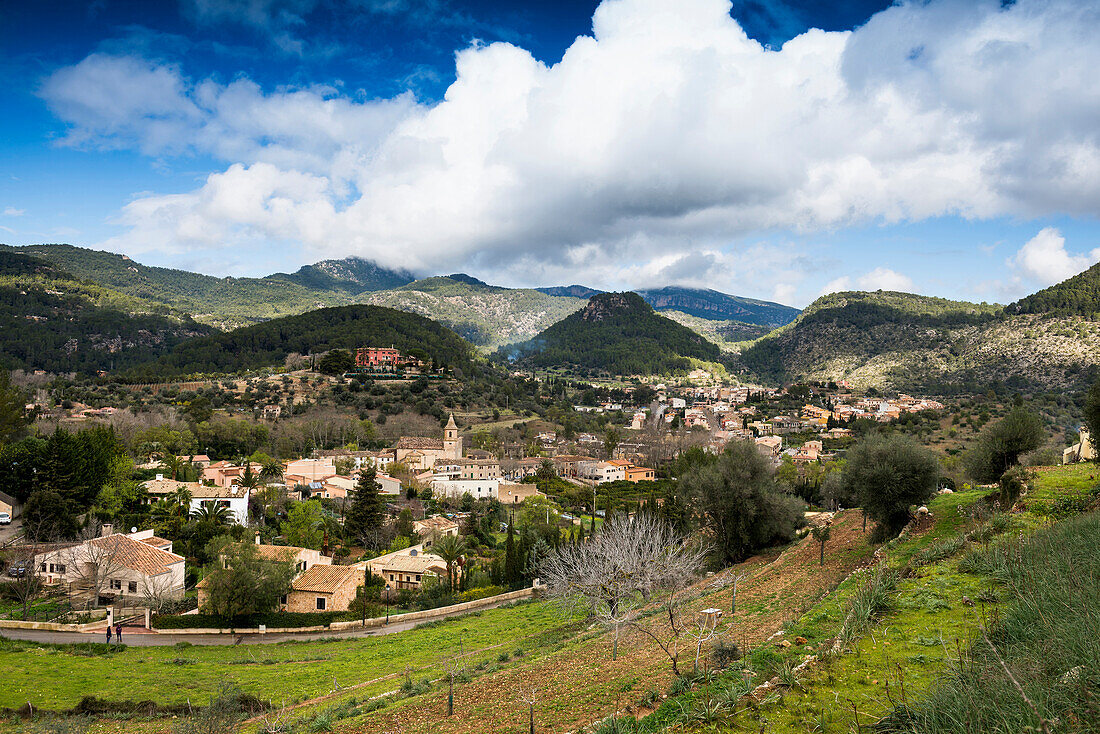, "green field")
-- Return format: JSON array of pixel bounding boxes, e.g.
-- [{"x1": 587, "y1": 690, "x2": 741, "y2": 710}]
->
[{"x1": 0, "y1": 601, "x2": 571, "y2": 711}]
